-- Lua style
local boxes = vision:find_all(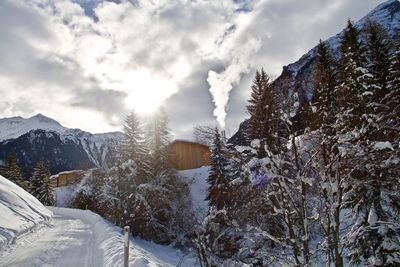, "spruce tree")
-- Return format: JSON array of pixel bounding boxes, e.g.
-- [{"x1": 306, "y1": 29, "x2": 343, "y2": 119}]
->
[
  {"x1": 311, "y1": 40, "x2": 349, "y2": 266},
  {"x1": 206, "y1": 127, "x2": 230, "y2": 210},
  {"x1": 246, "y1": 69, "x2": 266, "y2": 142},
  {"x1": 365, "y1": 21, "x2": 391, "y2": 109},
  {"x1": 246, "y1": 69, "x2": 279, "y2": 157},
  {"x1": 120, "y1": 111, "x2": 148, "y2": 183},
  {"x1": 311, "y1": 40, "x2": 337, "y2": 137},
  {"x1": 1, "y1": 153, "x2": 26, "y2": 189},
  {"x1": 120, "y1": 111, "x2": 147, "y2": 163},
  {"x1": 337, "y1": 20, "x2": 367, "y2": 131},
  {"x1": 30, "y1": 161, "x2": 54, "y2": 206},
  {"x1": 145, "y1": 107, "x2": 172, "y2": 177},
  {"x1": 344, "y1": 21, "x2": 400, "y2": 266}
]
